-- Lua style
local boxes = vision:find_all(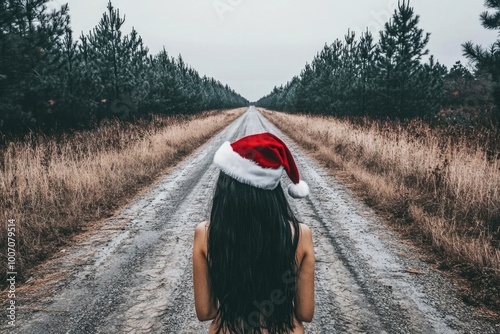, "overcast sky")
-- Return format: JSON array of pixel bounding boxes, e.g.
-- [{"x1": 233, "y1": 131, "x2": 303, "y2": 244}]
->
[{"x1": 52, "y1": 0, "x2": 498, "y2": 101}]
